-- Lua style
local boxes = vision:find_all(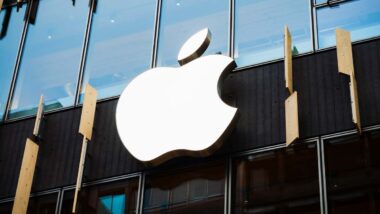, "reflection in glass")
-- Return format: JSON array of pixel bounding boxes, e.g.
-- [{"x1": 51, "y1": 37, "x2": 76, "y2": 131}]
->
[
  {"x1": 28, "y1": 193, "x2": 58, "y2": 214},
  {"x1": 0, "y1": 6, "x2": 25, "y2": 121},
  {"x1": 156, "y1": 0, "x2": 229, "y2": 67},
  {"x1": 60, "y1": 178, "x2": 138, "y2": 213},
  {"x1": 324, "y1": 131, "x2": 380, "y2": 214},
  {"x1": 0, "y1": 201, "x2": 12, "y2": 214},
  {"x1": 232, "y1": 143, "x2": 320, "y2": 213},
  {"x1": 143, "y1": 162, "x2": 225, "y2": 213},
  {"x1": 80, "y1": 0, "x2": 156, "y2": 101},
  {"x1": 316, "y1": 0, "x2": 326, "y2": 4},
  {"x1": 234, "y1": 0, "x2": 312, "y2": 67},
  {"x1": 8, "y1": 0, "x2": 89, "y2": 119},
  {"x1": 317, "y1": 0, "x2": 380, "y2": 49},
  {"x1": 0, "y1": 194, "x2": 58, "y2": 214}
]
